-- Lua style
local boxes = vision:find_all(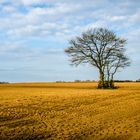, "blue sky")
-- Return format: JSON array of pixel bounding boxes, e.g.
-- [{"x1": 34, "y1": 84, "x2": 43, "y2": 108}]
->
[{"x1": 0, "y1": 0, "x2": 140, "y2": 82}]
